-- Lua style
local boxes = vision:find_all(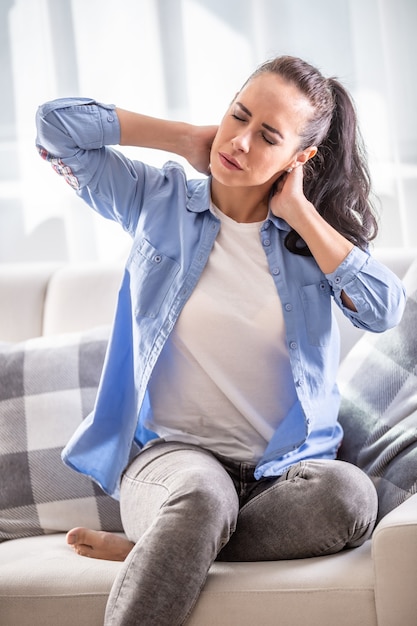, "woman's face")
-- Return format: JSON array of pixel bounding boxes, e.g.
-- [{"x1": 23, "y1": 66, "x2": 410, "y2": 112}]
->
[{"x1": 210, "y1": 73, "x2": 315, "y2": 189}]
